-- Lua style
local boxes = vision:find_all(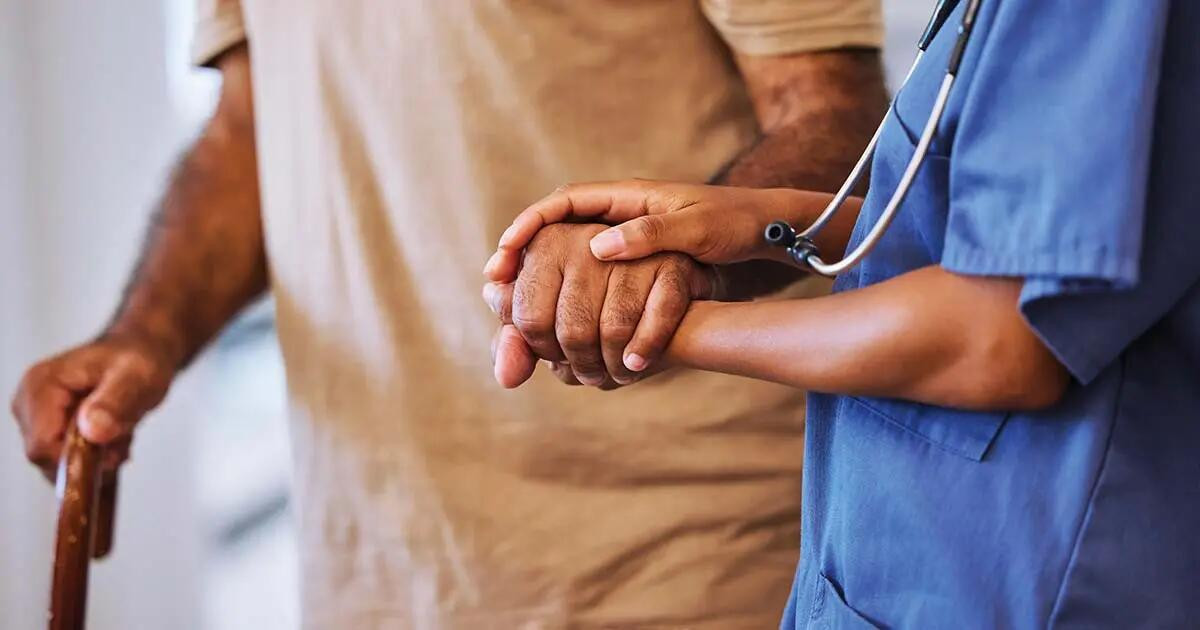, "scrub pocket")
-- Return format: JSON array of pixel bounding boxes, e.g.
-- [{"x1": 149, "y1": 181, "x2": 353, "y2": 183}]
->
[
  {"x1": 849, "y1": 396, "x2": 1007, "y2": 461},
  {"x1": 808, "y1": 573, "x2": 881, "y2": 630}
]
